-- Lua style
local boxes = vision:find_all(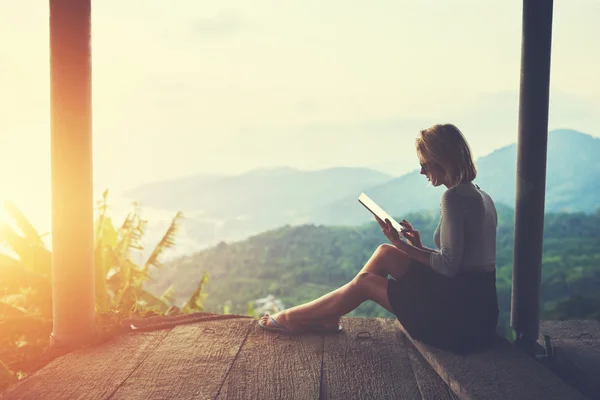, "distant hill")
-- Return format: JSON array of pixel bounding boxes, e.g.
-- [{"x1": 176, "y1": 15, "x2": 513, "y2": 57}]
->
[
  {"x1": 123, "y1": 166, "x2": 393, "y2": 248},
  {"x1": 124, "y1": 129, "x2": 600, "y2": 250},
  {"x1": 124, "y1": 166, "x2": 392, "y2": 216}
]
